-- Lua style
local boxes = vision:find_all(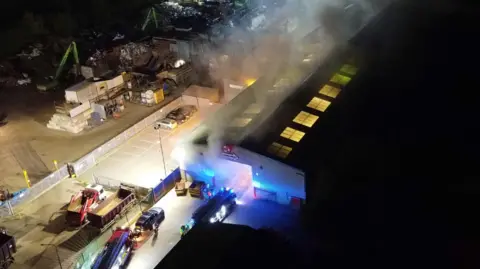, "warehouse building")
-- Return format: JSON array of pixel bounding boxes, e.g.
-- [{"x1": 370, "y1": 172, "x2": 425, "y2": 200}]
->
[{"x1": 178, "y1": 48, "x2": 359, "y2": 206}]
